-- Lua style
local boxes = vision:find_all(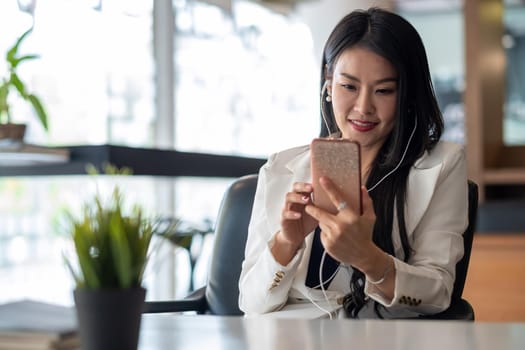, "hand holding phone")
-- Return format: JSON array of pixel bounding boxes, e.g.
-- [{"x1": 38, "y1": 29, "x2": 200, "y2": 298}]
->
[{"x1": 310, "y1": 138, "x2": 362, "y2": 215}]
